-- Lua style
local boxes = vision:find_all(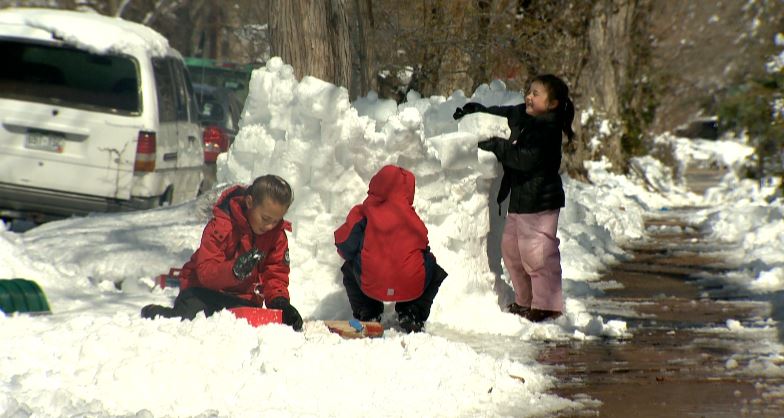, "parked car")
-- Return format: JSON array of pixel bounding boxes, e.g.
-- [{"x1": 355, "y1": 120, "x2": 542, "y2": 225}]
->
[
  {"x1": 192, "y1": 83, "x2": 242, "y2": 191},
  {"x1": 193, "y1": 83, "x2": 242, "y2": 163},
  {"x1": 0, "y1": 8, "x2": 205, "y2": 221},
  {"x1": 186, "y1": 57, "x2": 253, "y2": 104}
]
